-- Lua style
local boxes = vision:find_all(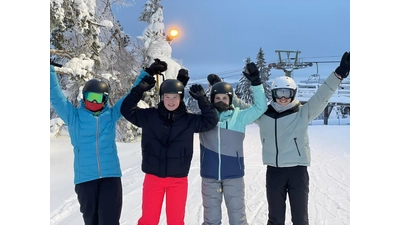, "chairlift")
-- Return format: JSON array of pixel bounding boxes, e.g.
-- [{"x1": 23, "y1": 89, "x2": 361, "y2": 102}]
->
[
  {"x1": 307, "y1": 62, "x2": 320, "y2": 84},
  {"x1": 307, "y1": 74, "x2": 320, "y2": 84}
]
